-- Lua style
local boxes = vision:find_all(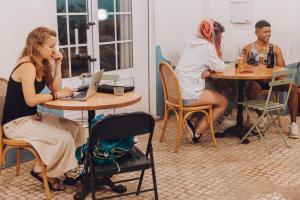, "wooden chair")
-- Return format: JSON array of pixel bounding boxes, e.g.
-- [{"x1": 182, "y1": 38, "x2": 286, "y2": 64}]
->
[
  {"x1": 0, "y1": 77, "x2": 51, "y2": 199},
  {"x1": 159, "y1": 61, "x2": 217, "y2": 152}
]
